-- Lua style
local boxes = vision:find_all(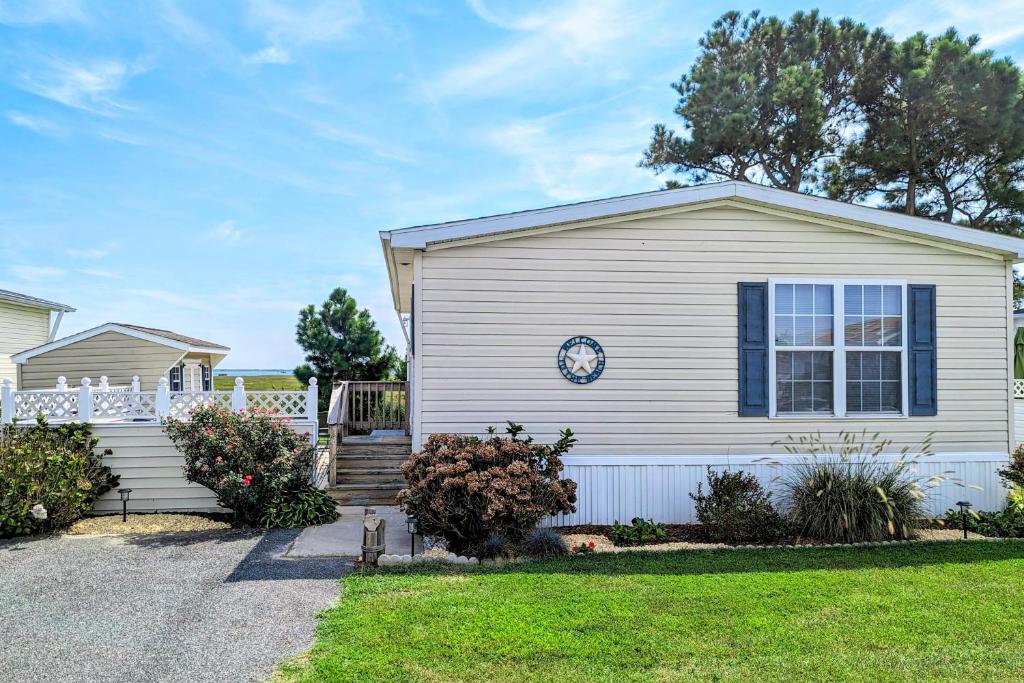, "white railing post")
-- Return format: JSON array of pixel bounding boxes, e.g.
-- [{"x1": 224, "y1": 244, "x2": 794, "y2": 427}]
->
[
  {"x1": 155, "y1": 377, "x2": 170, "y2": 419},
  {"x1": 306, "y1": 377, "x2": 318, "y2": 418},
  {"x1": 131, "y1": 375, "x2": 141, "y2": 393},
  {"x1": 55, "y1": 376, "x2": 67, "y2": 392},
  {"x1": 1, "y1": 378, "x2": 14, "y2": 424},
  {"x1": 232, "y1": 377, "x2": 246, "y2": 412},
  {"x1": 78, "y1": 378, "x2": 93, "y2": 422},
  {"x1": 98, "y1": 376, "x2": 109, "y2": 392}
]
